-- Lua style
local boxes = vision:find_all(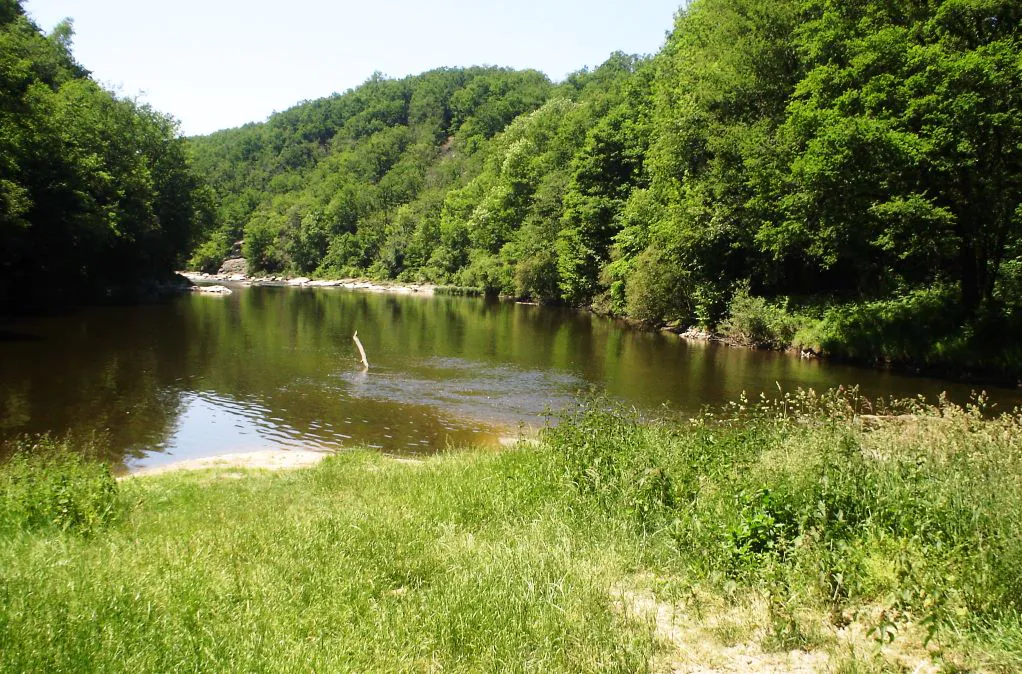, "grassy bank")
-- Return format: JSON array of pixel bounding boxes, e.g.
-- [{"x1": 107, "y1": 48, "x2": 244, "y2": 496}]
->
[
  {"x1": 713, "y1": 285, "x2": 1022, "y2": 384},
  {"x1": 3, "y1": 392, "x2": 1022, "y2": 672}
]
